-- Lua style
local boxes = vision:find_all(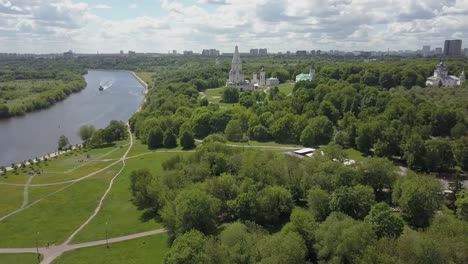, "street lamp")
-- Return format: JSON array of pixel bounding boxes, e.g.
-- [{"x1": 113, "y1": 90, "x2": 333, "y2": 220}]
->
[
  {"x1": 35, "y1": 232, "x2": 40, "y2": 263},
  {"x1": 105, "y1": 221, "x2": 109, "y2": 249}
]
